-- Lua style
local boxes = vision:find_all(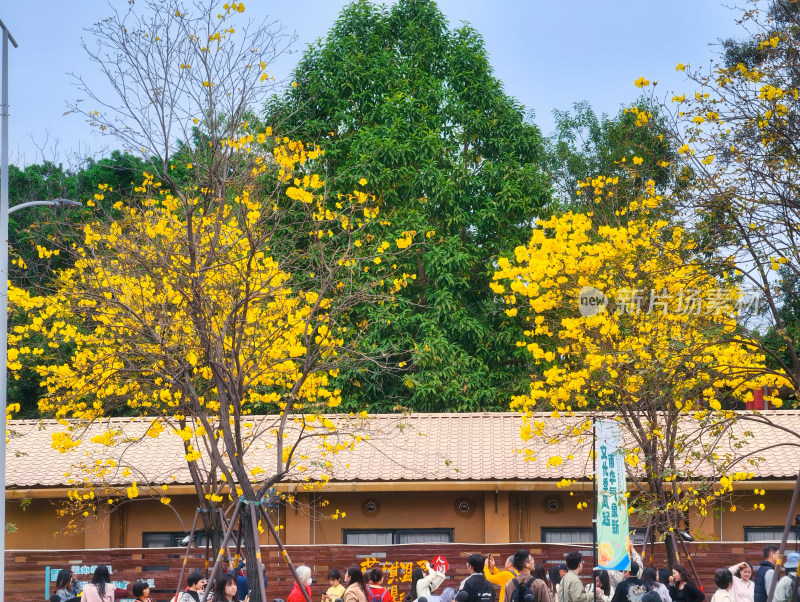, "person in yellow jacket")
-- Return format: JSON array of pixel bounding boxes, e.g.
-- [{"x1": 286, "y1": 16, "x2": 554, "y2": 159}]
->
[{"x1": 484, "y1": 555, "x2": 518, "y2": 602}]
